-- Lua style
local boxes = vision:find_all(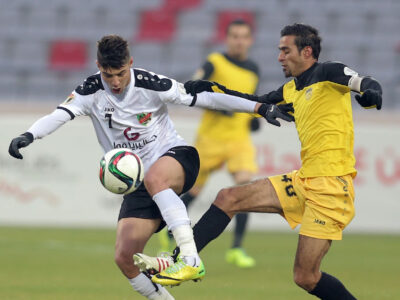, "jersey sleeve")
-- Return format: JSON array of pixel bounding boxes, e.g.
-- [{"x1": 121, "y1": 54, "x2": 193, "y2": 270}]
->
[
  {"x1": 263, "y1": 85, "x2": 285, "y2": 104},
  {"x1": 57, "y1": 91, "x2": 92, "y2": 119},
  {"x1": 192, "y1": 56, "x2": 215, "y2": 80},
  {"x1": 322, "y1": 61, "x2": 382, "y2": 94},
  {"x1": 200, "y1": 61, "x2": 214, "y2": 80},
  {"x1": 27, "y1": 108, "x2": 72, "y2": 139},
  {"x1": 57, "y1": 74, "x2": 102, "y2": 118},
  {"x1": 156, "y1": 76, "x2": 195, "y2": 106}
]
